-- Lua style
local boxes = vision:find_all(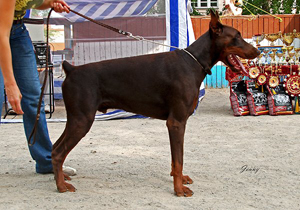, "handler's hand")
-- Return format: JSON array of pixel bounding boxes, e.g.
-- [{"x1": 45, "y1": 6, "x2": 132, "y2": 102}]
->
[
  {"x1": 5, "y1": 84, "x2": 24, "y2": 115},
  {"x1": 52, "y1": 0, "x2": 70, "y2": 13}
]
